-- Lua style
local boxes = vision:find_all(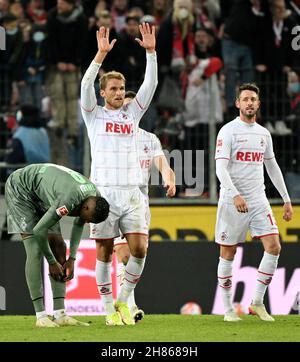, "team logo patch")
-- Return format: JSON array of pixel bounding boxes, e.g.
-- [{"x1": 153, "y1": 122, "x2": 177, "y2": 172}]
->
[
  {"x1": 260, "y1": 138, "x2": 265, "y2": 147},
  {"x1": 223, "y1": 279, "x2": 232, "y2": 288},
  {"x1": 220, "y1": 232, "x2": 228, "y2": 241},
  {"x1": 100, "y1": 286, "x2": 110, "y2": 294},
  {"x1": 217, "y1": 139, "x2": 223, "y2": 147},
  {"x1": 144, "y1": 145, "x2": 149, "y2": 153},
  {"x1": 56, "y1": 205, "x2": 69, "y2": 217}
]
